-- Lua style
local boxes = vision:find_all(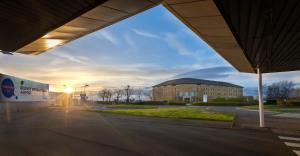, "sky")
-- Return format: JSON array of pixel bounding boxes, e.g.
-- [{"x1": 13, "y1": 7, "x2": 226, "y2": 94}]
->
[{"x1": 0, "y1": 5, "x2": 299, "y2": 94}]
